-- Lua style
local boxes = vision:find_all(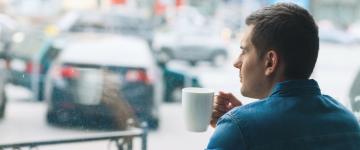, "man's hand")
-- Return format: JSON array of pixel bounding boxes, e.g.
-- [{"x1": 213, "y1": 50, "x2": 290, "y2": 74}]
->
[{"x1": 210, "y1": 91, "x2": 242, "y2": 128}]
